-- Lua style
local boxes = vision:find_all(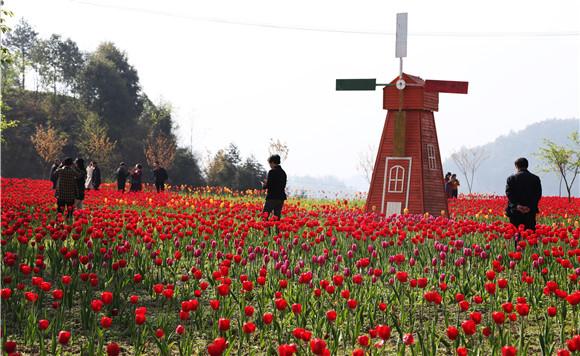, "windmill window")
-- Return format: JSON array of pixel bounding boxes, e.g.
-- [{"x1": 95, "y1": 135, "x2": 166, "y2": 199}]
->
[
  {"x1": 427, "y1": 144, "x2": 437, "y2": 170},
  {"x1": 388, "y1": 165, "x2": 405, "y2": 193}
]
